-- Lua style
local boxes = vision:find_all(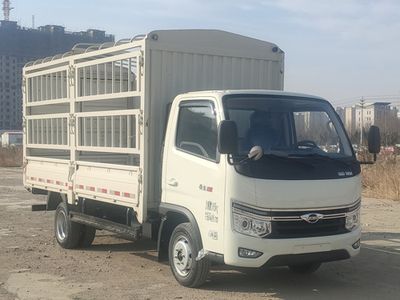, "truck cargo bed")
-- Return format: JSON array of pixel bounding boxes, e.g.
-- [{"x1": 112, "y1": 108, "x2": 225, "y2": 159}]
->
[{"x1": 23, "y1": 29, "x2": 284, "y2": 223}]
